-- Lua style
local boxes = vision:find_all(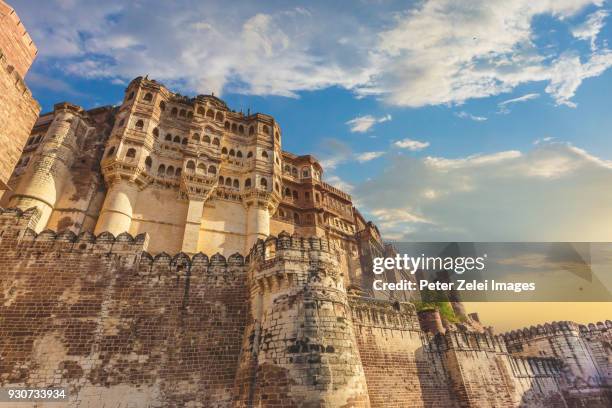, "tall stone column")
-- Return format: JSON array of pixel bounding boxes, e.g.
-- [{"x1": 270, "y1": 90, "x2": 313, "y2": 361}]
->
[
  {"x1": 181, "y1": 198, "x2": 204, "y2": 254},
  {"x1": 9, "y1": 103, "x2": 82, "y2": 232},
  {"x1": 94, "y1": 180, "x2": 139, "y2": 236},
  {"x1": 245, "y1": 202, "x2": 270, "y2": 251}
]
